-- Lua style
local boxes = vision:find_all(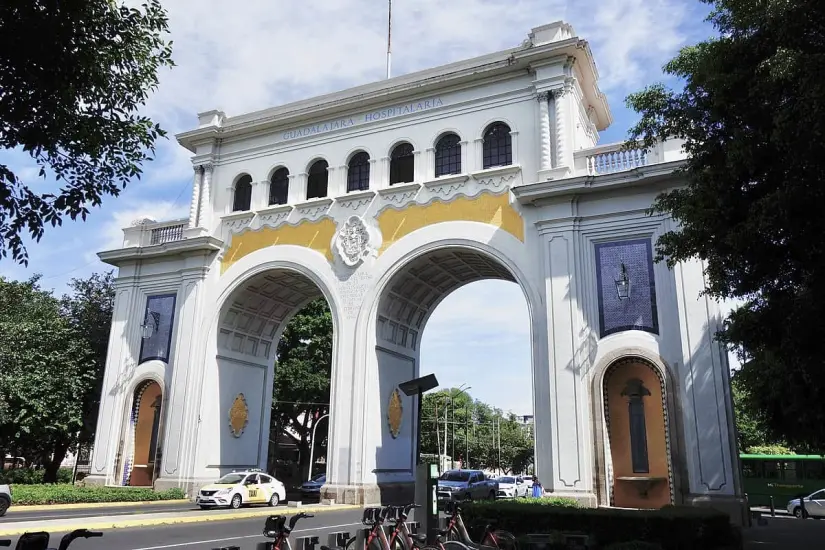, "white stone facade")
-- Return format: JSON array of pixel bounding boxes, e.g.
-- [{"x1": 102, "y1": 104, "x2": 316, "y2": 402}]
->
[{"x1": 89, "y1": 21, "x2": 744, "y2": 519}]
